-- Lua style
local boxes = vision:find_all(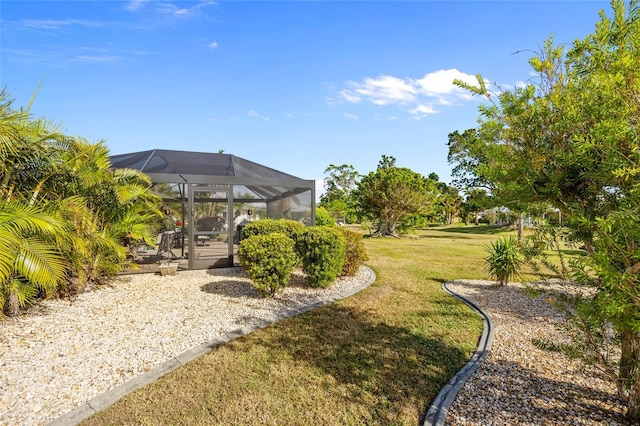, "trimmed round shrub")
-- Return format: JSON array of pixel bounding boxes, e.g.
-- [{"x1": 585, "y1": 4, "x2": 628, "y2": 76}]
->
[
  {"x1": 296, "y1": 226, "x2": 346, "y2": 288},
  {"x1": 337, "y1": 227, "x2": 368, "y2": 276},
  {"x1": 241, "y1": 218, "x2": 305, "y2": 240},
  {"x1": 238, "y1": 233, "x2": 298, "y2": 297},
  {"x1": 315, "y1": 207, "x2": 335, "y2": 226}
]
